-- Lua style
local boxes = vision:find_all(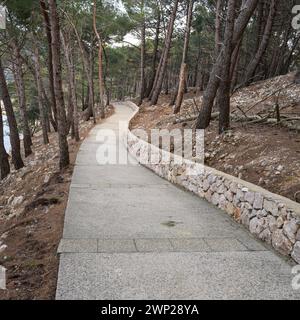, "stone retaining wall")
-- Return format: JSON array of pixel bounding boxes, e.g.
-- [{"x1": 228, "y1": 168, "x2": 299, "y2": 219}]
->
[{"x1": 124, "y1": 101, "x2": 300, "y2": 264}]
